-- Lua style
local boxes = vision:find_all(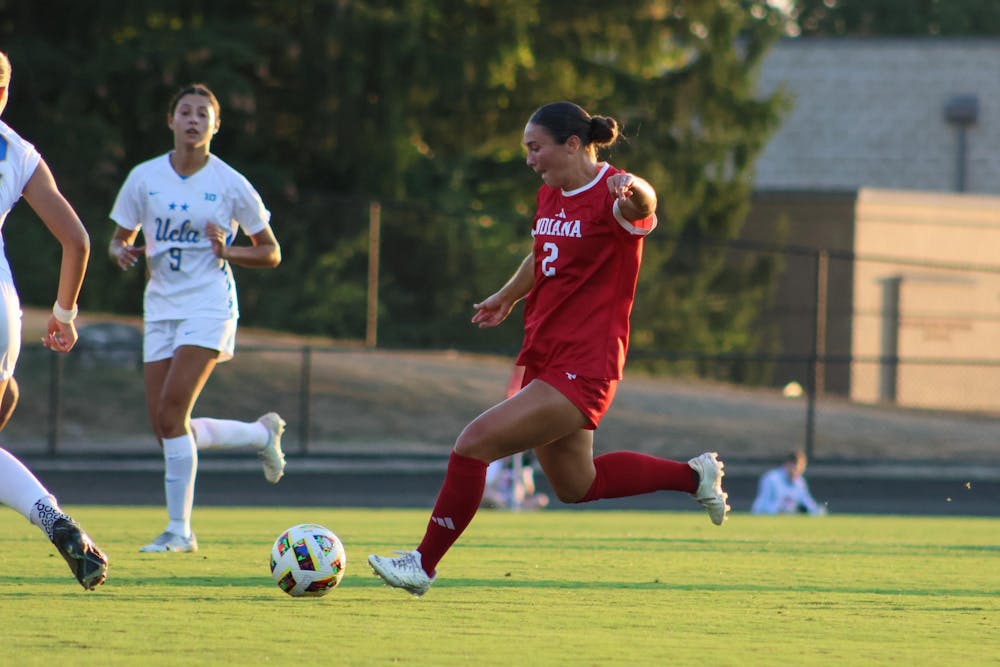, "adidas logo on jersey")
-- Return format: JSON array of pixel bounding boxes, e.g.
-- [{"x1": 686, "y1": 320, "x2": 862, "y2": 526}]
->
[
  {"x1": 431, "y1": 516, "x2": 456, "y2": 530},
  {"x1": 565, "y1": 372, "x2": 577, "y2": 380},
  {"x1": 556, "y1": 208, "x2": 567, "y2": 218}
]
